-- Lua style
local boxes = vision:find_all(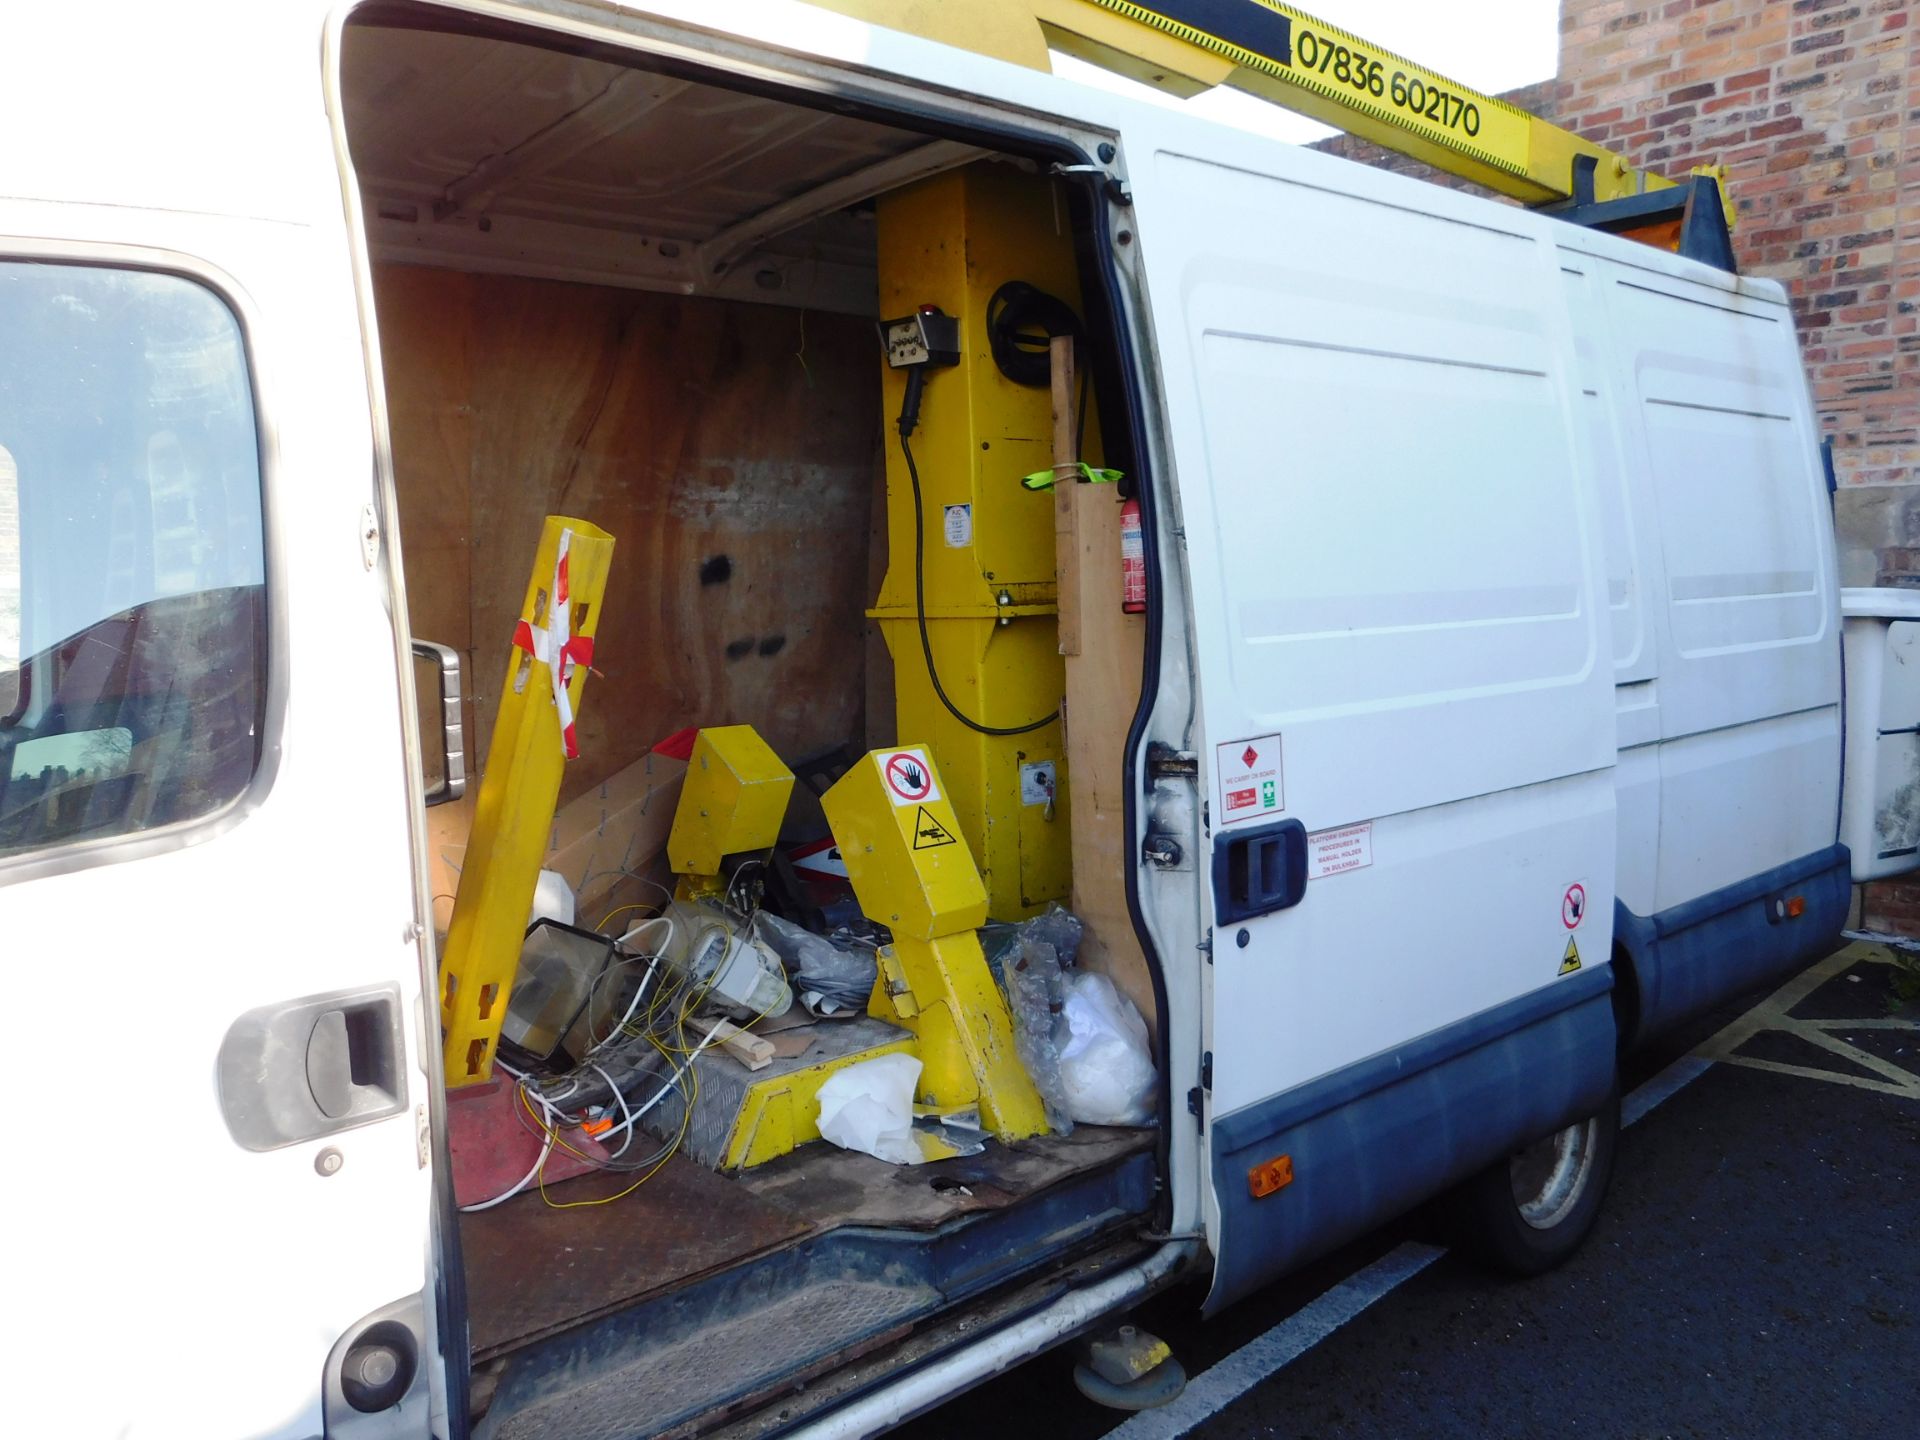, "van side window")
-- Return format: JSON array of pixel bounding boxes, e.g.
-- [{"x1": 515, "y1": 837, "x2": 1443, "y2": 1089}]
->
[{"x1": 0, "y1": 263, "x2": 266, "y2": 861}]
